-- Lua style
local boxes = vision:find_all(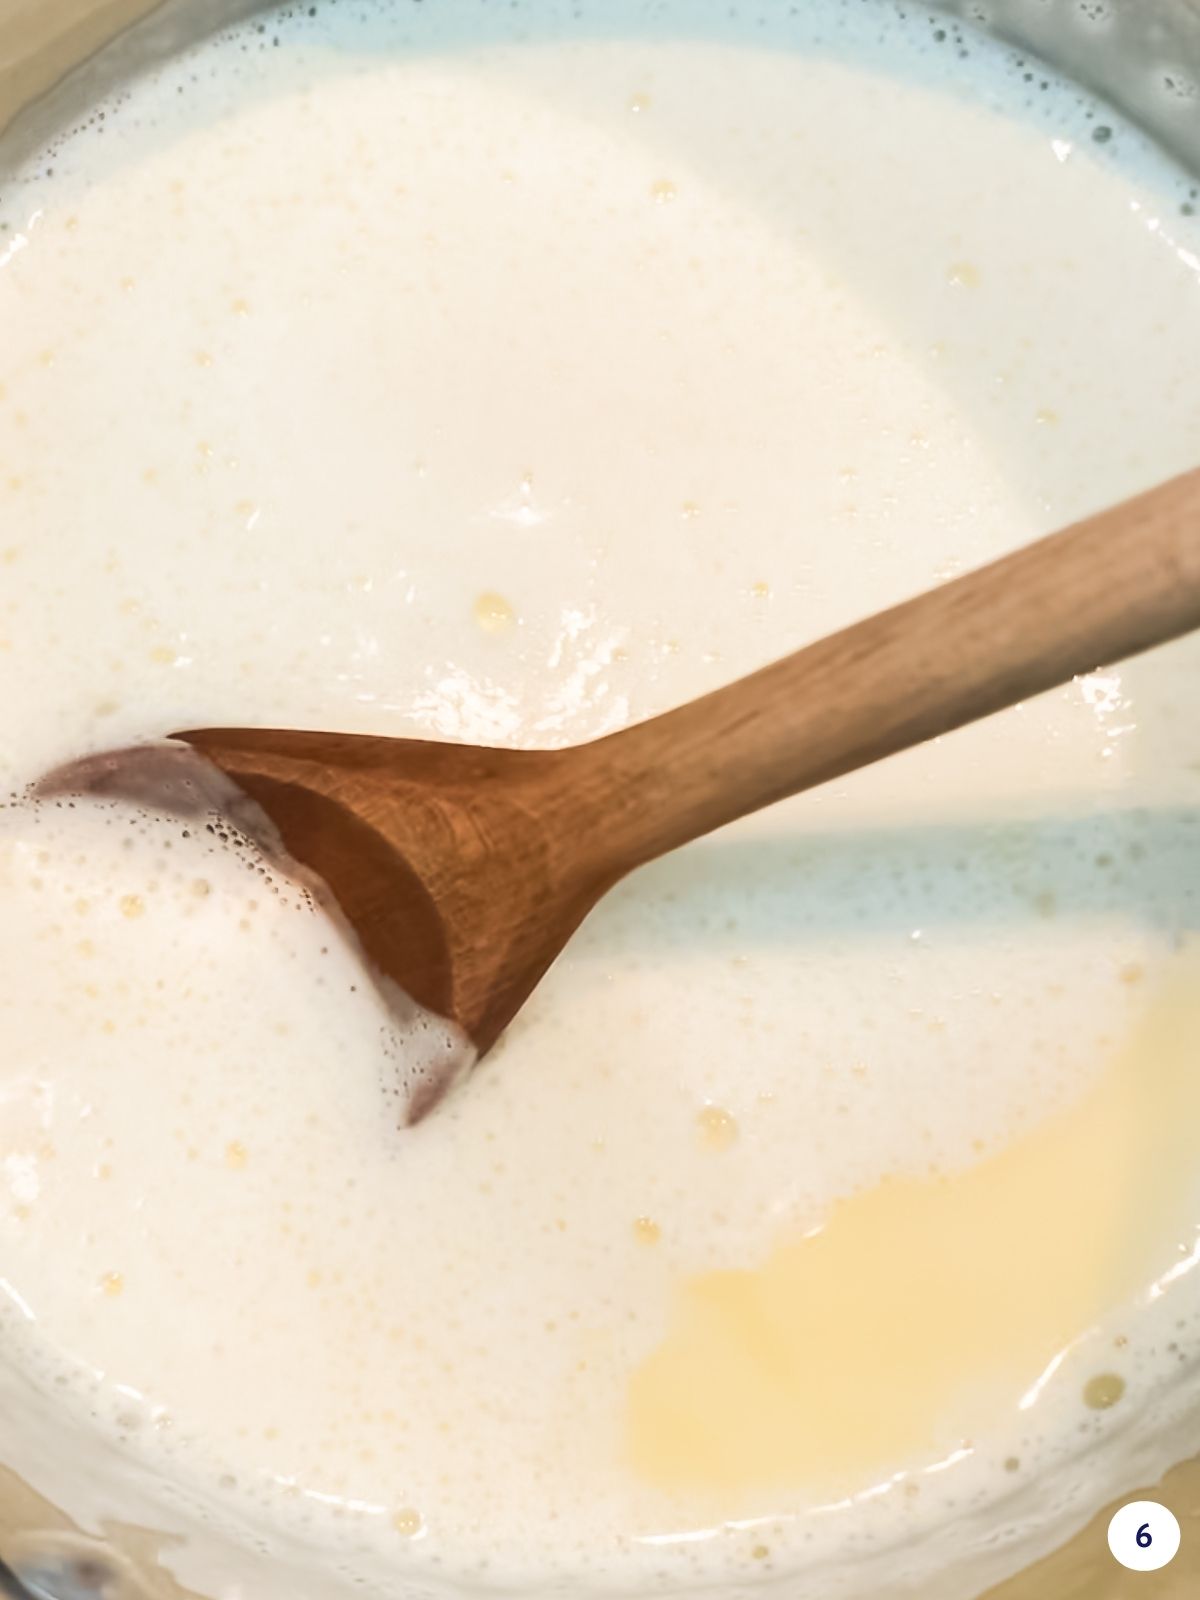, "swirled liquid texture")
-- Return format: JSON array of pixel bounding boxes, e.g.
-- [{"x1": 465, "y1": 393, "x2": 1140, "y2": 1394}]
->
[{"x1": 2, "y1": 3, "x2": 1200, "y2": 1598}]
